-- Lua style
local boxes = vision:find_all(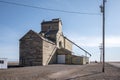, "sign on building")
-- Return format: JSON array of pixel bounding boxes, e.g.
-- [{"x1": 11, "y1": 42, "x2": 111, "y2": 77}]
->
[{"x1": 0, "y1": 58, "x2": 7, "y2": 69}]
